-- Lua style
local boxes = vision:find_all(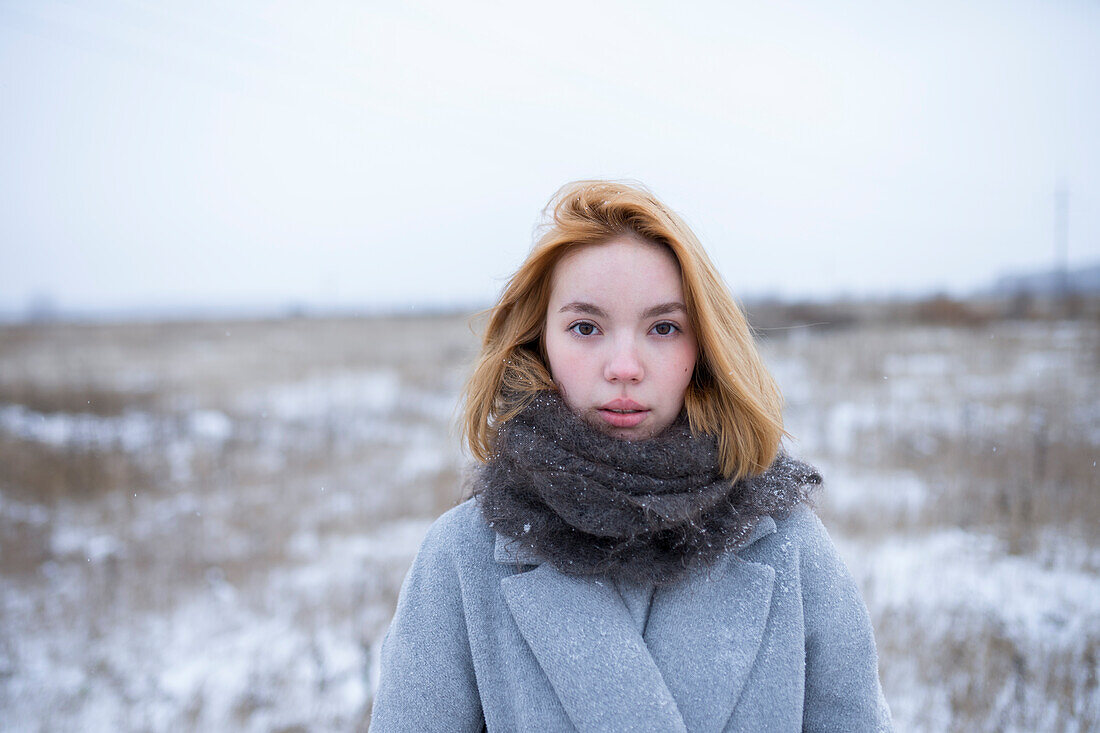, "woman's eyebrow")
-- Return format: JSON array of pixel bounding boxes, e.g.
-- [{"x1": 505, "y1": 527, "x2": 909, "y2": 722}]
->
[
  {"x1": 558, "y1": 302, "x2": 608, "y2": 318},
  {"x1": 641, "y1": 302, "x2": 687, "y2": 319}
]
